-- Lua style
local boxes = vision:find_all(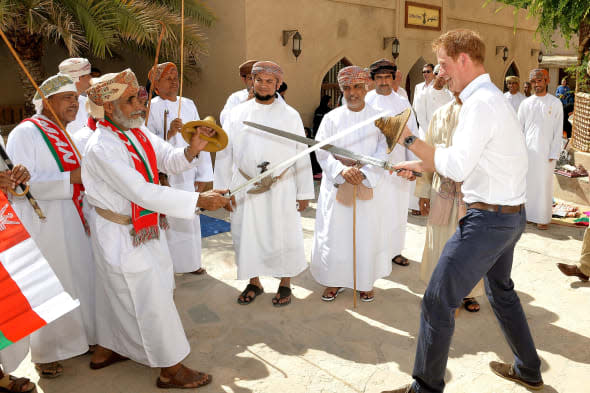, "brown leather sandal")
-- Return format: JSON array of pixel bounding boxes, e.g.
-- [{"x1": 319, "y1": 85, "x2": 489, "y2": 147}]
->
[
  {"x1": 156, "y1": 365, "x2": 212, "y2": 389},
  {"x1": 0, "y1": 374, "x2": 35, "y2": 393},
  {"x1": 35, "y1": 362, "x2": 63, "y2": 379},
  {"x1": 89, "y1": 351, "x2": 128, "y2": 370}
]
